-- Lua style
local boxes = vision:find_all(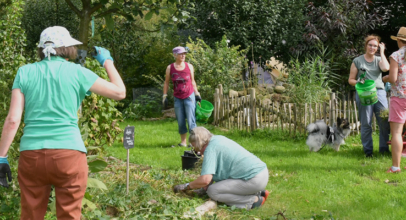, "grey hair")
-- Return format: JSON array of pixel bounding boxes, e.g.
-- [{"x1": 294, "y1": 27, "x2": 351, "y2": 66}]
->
[{"x1": 189, "y1": 127, "x2": 213, "y2": 150}]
